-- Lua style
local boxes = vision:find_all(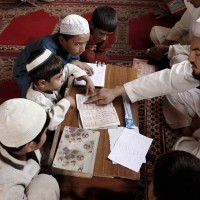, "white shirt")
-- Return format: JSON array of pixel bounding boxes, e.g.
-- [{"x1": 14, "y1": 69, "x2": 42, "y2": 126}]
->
[{"x1": 124, "y1": 61, "x2": 200, "y2": 103}]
